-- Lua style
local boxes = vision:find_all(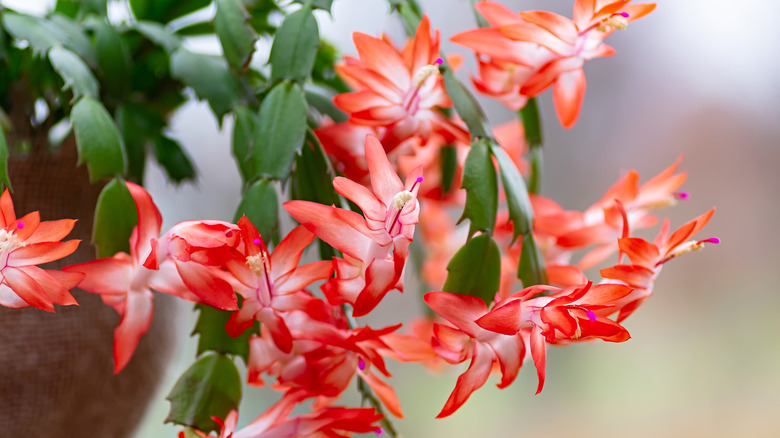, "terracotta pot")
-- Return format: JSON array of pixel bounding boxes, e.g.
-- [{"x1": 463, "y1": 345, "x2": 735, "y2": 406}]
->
[{"x1": 0, "y1": 139, "x2": 180, "y2": 437}]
